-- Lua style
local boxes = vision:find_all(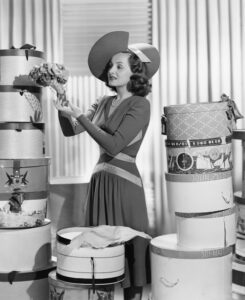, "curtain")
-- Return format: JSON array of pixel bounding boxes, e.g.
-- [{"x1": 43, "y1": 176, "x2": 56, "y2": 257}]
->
[
  {"x1": 151, "y1": 0, "x2": 245, "y2": 234},
  {"x1": 0, "y1": 0, "x2": 61, "y2": 61}
]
